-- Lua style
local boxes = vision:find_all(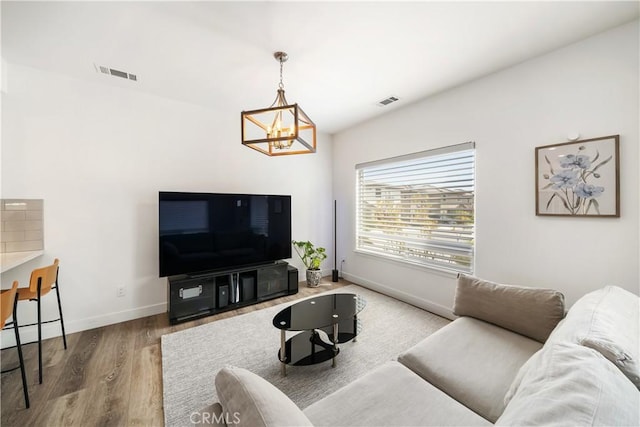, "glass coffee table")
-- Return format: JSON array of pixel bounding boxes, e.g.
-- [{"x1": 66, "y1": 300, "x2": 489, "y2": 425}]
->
[{"x1": 273, "y1": 293, "x2": 366, "y2": 376}]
